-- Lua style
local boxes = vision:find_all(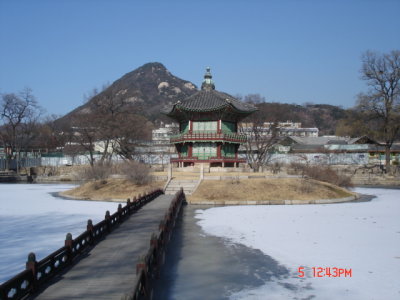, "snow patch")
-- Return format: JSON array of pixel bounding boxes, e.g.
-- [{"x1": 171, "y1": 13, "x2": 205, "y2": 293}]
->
[{"x1": 196, "y1": 188, "x2": 400, "y2": 300}]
